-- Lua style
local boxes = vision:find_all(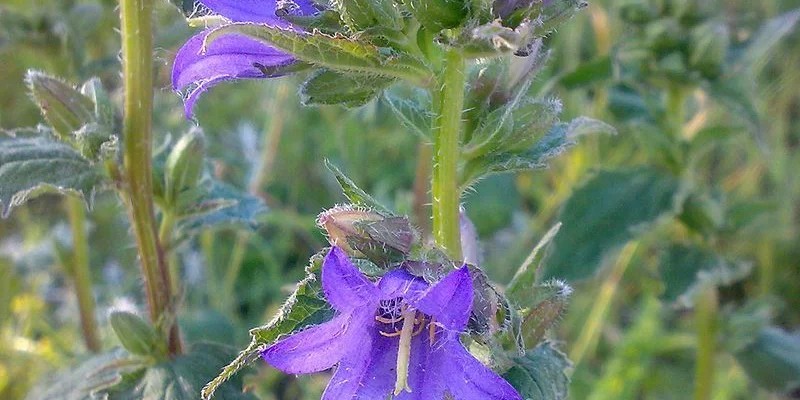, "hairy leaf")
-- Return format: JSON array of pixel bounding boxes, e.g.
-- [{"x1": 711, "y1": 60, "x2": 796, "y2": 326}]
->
[
  {"x1": 205, "y1": 24, "x2": 430, "y2": 86},
  {"x1": 659, "y1": 244, "x2": 752, "y2": 307},
  {"x1": 732, "y1": 9, "x2": 800, "y2": 75},
  {"x1": 541, "y1": 167, "x2": 684, "y2": 282},
  {"x1": 176, "y1": 180, "x2": 268, "y2": 234},
  {"x1": 382, "y1": 90, "x2": 432, "y2": 140},
  {"x1": 325, "y1": 160, "x2": 394, "y2": 215},
  {"x1": 0, "y1": 136, "x2": 106, "y2": 217},
  {"x1": 503, "y1": 342, "x2": 571, "y2": 400},
  {"x1": 300, "y1": 69, "x2": 395, "y2": 107}
]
